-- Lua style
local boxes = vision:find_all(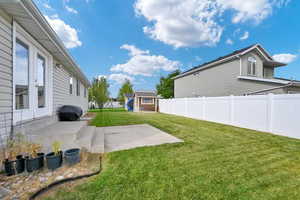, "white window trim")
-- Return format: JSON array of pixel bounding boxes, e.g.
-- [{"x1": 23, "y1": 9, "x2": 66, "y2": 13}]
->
[
  {"x1": 76, "y1": 79, "x2": 80, "y2": 96},
  {"x1": 247, "y1": 55, "x2": 257, "y2": 76},
  {"x1": 69, "y1": 76, "x2": 73, "y2": 95},
  {"x1": 13, "y1": 21, "x2": 53, "y2": 124},
  {"x1": 141, "y1": 97, "x2": 155, "y2": 105}
]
